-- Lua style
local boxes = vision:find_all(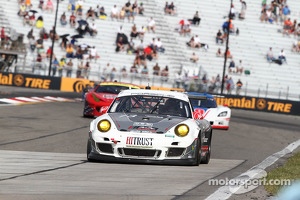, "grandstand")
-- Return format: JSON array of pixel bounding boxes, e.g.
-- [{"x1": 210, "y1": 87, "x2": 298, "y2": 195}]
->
[{"x1": 1, "y1": 0, "x2": 299, "y2": 100}]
